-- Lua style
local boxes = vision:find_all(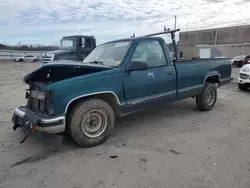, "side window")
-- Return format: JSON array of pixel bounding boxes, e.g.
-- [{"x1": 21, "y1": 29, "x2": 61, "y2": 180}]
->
[
  {"x1": 85, "y1": 38, "x2": 91, "y2": 48},
  {"x1": 131, "y1": 40, "x2": 167, "y2": 68},
  {"x1": 81, "y1": 37, "x2": 85, "y2": 47}
]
